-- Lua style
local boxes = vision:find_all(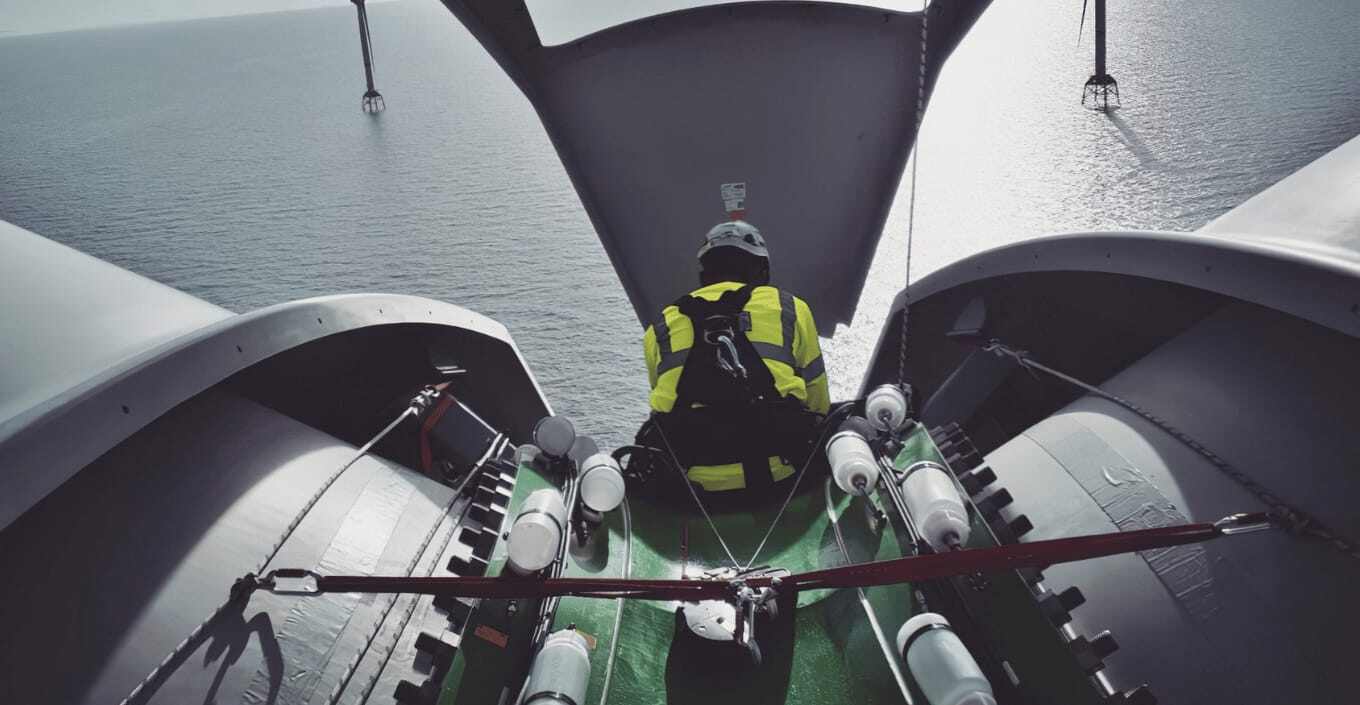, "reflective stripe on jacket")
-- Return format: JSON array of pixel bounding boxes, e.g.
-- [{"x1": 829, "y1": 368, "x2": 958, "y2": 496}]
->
[{"x1": 642, "y1": 282, "x2": 830, "y2": 491}]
